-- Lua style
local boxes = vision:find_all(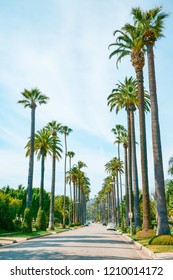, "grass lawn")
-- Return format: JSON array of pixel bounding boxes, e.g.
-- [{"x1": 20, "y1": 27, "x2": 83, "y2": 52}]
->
[
  {"x1": 131, "y1": 236, "x2": 173, "y2": 254},
  {"x1": 145, "y1": 245, "x2": 173, "y2": 253},
  {"x1": 0, "y1": 227, "x2": 69, "y2": 239}
]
